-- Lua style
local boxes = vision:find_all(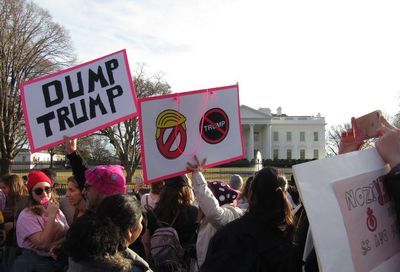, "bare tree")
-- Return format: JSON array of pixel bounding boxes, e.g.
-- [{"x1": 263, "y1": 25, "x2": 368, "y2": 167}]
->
[
  {"x1": 326, "y1": 121, "x2": 382, "y2": 157},
  {"x1": 47, "y1": 146, "x2": 64, "y2": 168},
  {"x1": 0, "y1": 0, "x2": 75, "y2": 174},
  {"x1": 100, "y1": 64, "x2": 171, "y2": 182},
  {"x1": 77, "y1": 135, "x2": 115, "y2": 164},
  {"x1": 392, "y1": 112, "x2": 400, "y2": 128},
  {"x1": 326, "y1": 123, "x2": 351, "y2": 157}
]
